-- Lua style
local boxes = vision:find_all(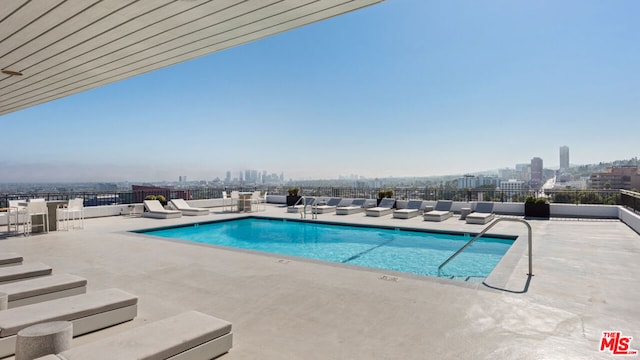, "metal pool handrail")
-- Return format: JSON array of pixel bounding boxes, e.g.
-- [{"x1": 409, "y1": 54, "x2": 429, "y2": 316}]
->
[{"x1": 437, "y1": 218, "x2": 533, "y2": 277}]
